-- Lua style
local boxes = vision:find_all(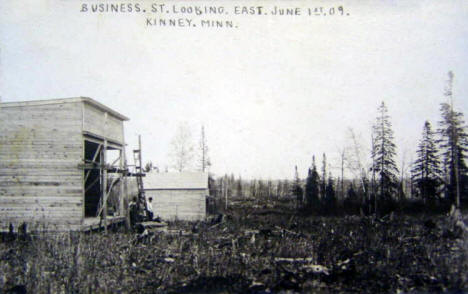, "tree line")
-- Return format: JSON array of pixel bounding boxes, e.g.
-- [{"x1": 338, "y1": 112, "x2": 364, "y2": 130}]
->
[{"x1": 210, "y1": 71, "x2": 467, "y2": 215}]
